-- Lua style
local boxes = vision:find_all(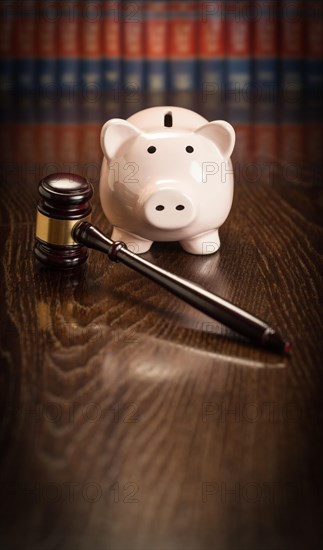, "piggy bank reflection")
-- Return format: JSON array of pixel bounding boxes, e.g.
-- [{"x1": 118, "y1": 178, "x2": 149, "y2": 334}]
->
[{"x1": 99, "y1": 106, "x2": 235, "y2": 254}]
